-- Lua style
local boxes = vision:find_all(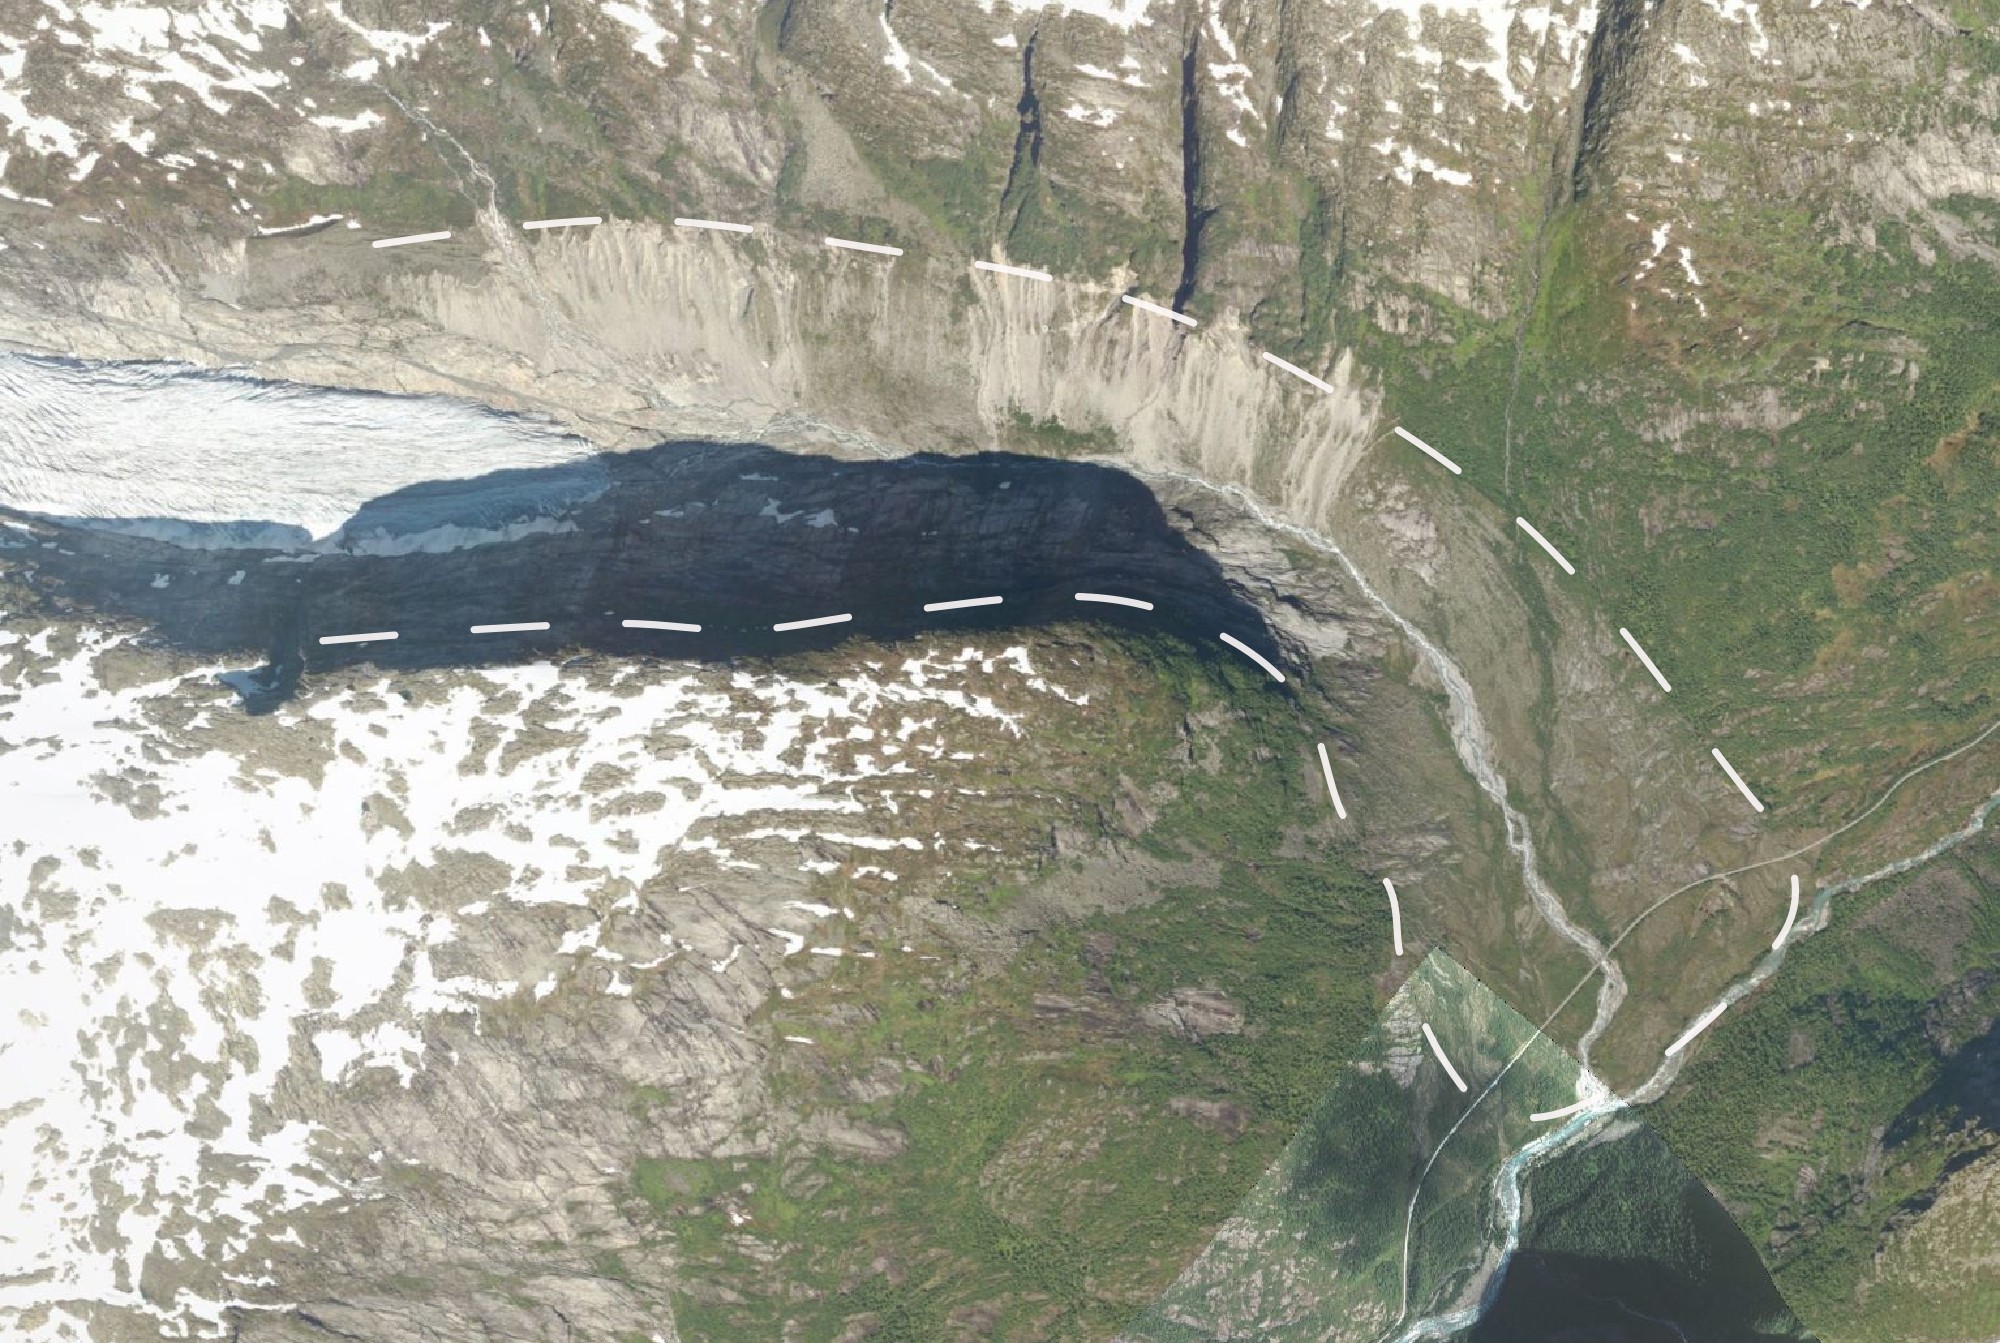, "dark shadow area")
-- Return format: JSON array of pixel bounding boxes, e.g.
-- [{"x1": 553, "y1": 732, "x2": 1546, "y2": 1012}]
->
[
  {"x1": 1471, "y1": 1124, "x2": 1817, "y2": 1343},
  {"x1": 1476, "y1": 1250, "x2": 1811, "y2": 1343},
  {"x1": 1, "y1": 441, "x2": 1280, "y2": 711},
  {"x1": 1884, "y1": 983, "x2": 2000, "y2": 1155}
]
